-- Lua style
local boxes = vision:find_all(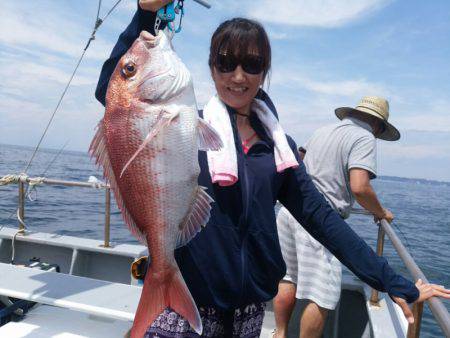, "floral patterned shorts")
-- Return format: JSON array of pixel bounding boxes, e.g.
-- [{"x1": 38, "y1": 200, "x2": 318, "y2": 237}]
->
[{"x1": 144, "y1": 302, "x2": 266, "y2": 338}]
